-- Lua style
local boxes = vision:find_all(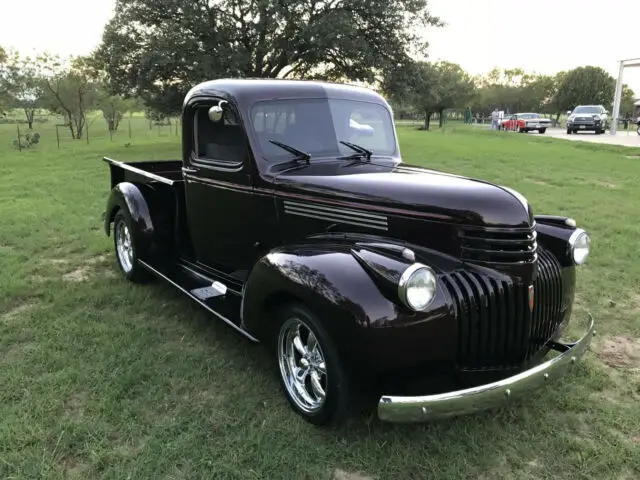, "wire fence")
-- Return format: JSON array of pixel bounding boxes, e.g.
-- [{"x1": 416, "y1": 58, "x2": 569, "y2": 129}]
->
[{"x1": 0, "y1": 112, "x2": 182, "y2": 152}]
